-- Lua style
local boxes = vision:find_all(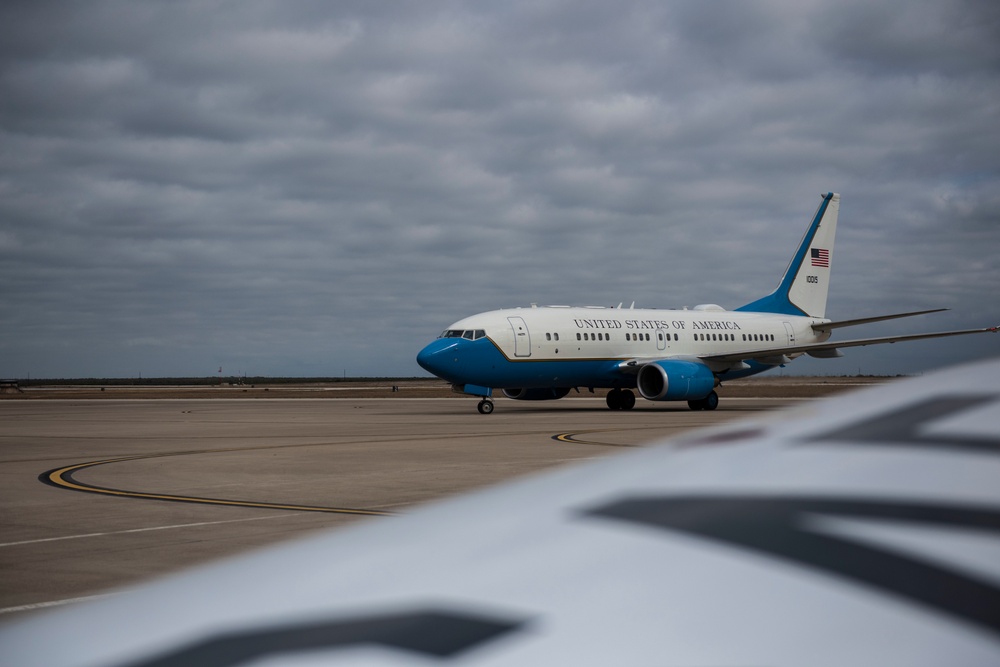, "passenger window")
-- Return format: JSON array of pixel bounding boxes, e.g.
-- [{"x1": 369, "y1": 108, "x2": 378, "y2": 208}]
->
[
  {"x1": 577, "y1": 333, "x2": 581, "y2": 341},
  {"x1": 554, "y1": 333, "x2": 559, "y2": 341}
]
